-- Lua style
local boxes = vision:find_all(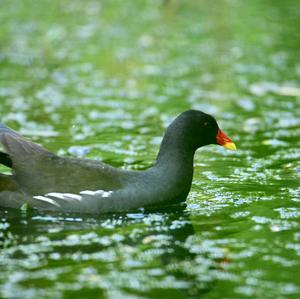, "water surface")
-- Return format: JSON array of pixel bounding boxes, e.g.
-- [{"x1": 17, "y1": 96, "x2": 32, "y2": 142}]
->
[{"x1": 0, "y1": 0, "x2": 299, "y2": 298}]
